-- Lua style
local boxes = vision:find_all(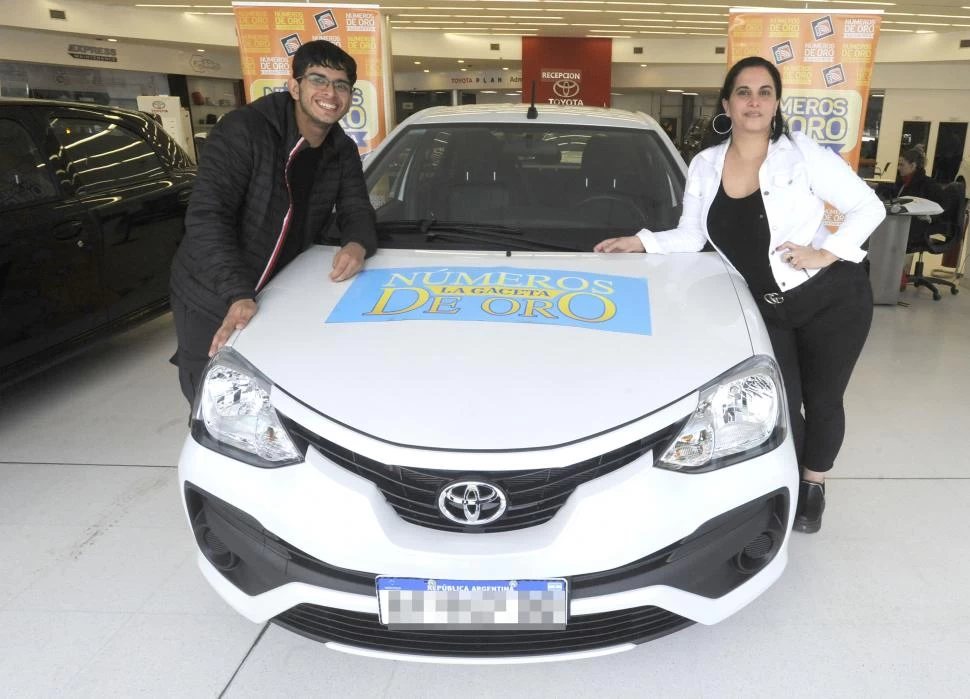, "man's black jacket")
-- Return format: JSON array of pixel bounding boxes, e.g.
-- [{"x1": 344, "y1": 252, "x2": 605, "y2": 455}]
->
[{"x1": 170, "y1": 91, "x2": 377, "y2": 320}]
